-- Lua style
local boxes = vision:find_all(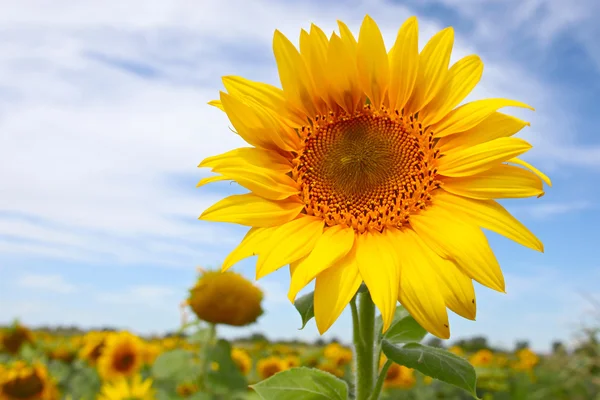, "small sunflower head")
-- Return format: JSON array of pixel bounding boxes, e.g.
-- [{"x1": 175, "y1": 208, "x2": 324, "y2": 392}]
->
[
  {"x1": 79, "y1": 331, "x2": 108, "y2": 366},
  {"x1": 256, "y1": 356, "x2": 287, "y2": 380},
  {"x1": 231, "y1": 348, "x2": 252, "y2": 375},
  {"x1": 97, "y1": 331, "x2": 144, "y2": 381},
  {"x1": 187, "y1": 270, "x2": 264, "y2": 327},
  {"x1": 0, "y1": 361, "x2": 59, "y2": 400},
  {"x1": 469, "y1": 349, "x2": 495, "y2": 366},
  {"x1": 323, "y1": 343, "x2": 353, "y2": 367},
  {"x1": 46, "y1": 344, "x2": 77, "y2": 364},
  {"x1": 316, "y1": 362, "x2": 345, "y2": 378},
  {"x1": 380, "y1": 357, "x2": 416, "y2": 389},
  {"x1": 176, "y1": 382, "x2": 200, "y2": 397},
  {"x1": 1, "y1": 323, "x2": 34, "y2": 355}
]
